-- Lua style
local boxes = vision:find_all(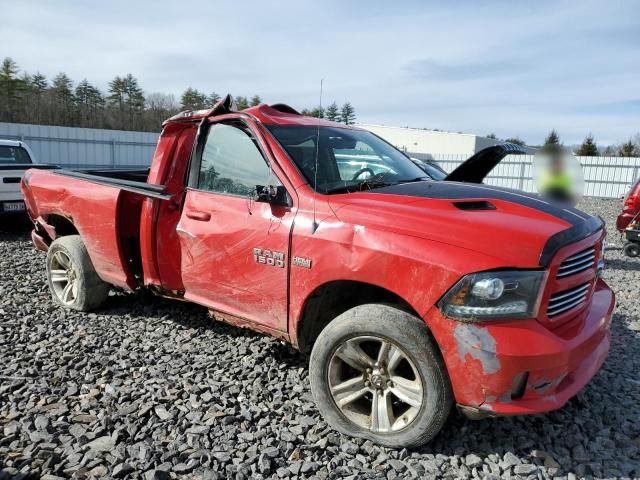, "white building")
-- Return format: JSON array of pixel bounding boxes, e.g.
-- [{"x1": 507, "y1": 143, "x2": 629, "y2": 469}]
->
[{"x1": 357, "y1": 124, "x2": 534, "y2": 158}]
